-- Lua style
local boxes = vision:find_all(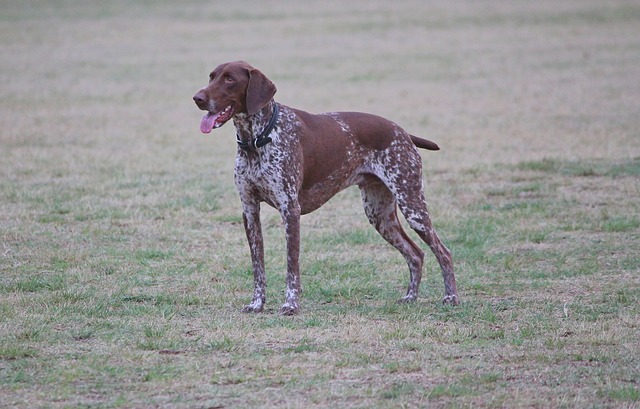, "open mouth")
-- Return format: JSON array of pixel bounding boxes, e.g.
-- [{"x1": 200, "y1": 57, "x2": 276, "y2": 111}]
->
[{"x1": 199, "y1": 105, "x2": 234, "y2": 134}]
